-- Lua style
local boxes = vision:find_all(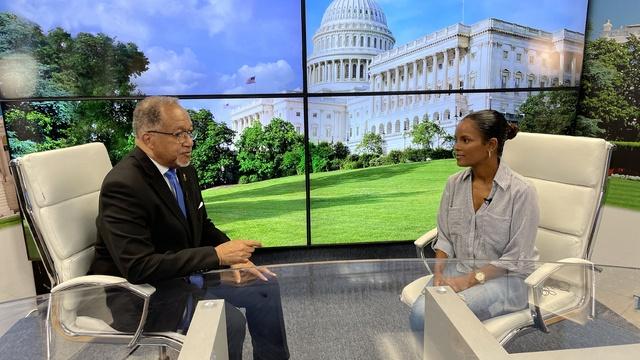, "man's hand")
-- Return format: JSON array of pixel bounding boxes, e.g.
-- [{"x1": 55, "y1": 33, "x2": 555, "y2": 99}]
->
[
  {"x1": 215, "y1": 240, "x2": 262, "y2": 266},
  {"x1": 222, "y1": 261, "x2": 277, "y2": 285}
]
